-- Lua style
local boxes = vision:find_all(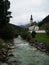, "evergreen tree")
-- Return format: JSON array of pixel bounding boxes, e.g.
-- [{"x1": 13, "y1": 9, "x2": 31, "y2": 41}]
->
[
  {"x1": 0, "y1": 0, "x2": 14, "y2": 40},
  {"x1": 0, "y1": 0, "x2": 12, "y2": 26},
  {"x1": 32, "y1": 31, "x2": 36, "y2": 38}
]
